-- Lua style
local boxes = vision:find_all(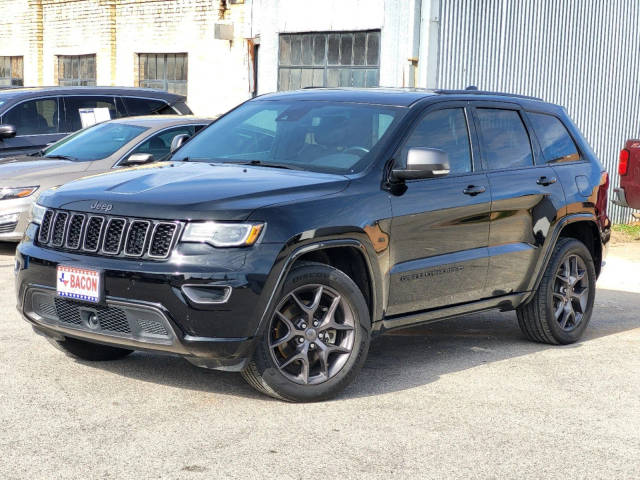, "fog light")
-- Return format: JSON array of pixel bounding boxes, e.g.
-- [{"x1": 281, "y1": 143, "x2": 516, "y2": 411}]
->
[{"x1": 0, "y1": 212, "x2": 20, "y2": 225}]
